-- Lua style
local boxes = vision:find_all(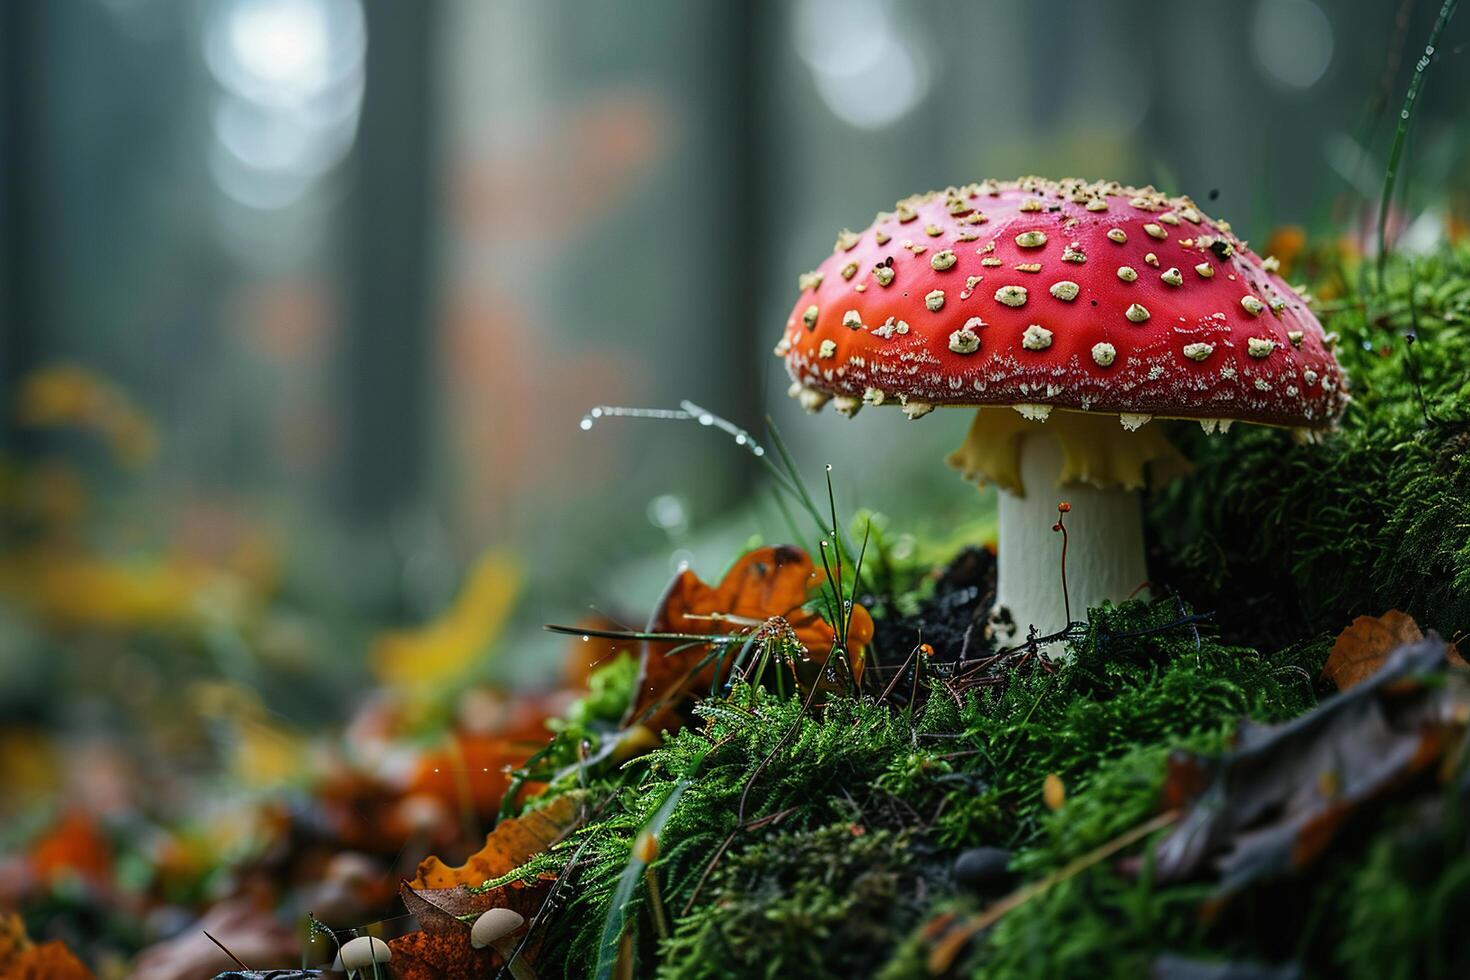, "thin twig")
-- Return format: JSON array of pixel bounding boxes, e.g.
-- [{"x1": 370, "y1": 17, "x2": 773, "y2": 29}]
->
[
  {"x1": 202, "y1": 931, "x2": 250, "y2": 971},
  {"x1": 926, "y1": 809, "x2": 1182, "y2": 973}
]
